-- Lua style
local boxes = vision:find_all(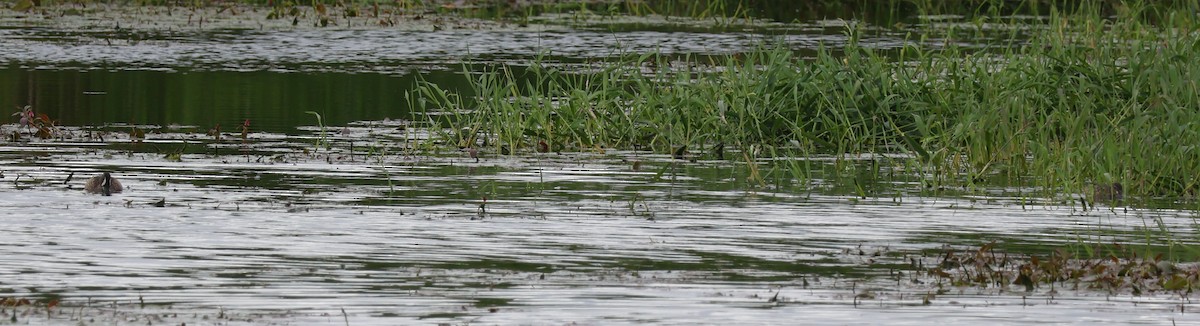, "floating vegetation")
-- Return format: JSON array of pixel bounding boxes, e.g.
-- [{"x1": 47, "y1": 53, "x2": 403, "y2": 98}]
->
[
  {"x1": 924, "y1": 243, "x2": 1200, "y2": 296},
  {"x1": 0, "y1": 295, "x2": 306, "y2": 325}
]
